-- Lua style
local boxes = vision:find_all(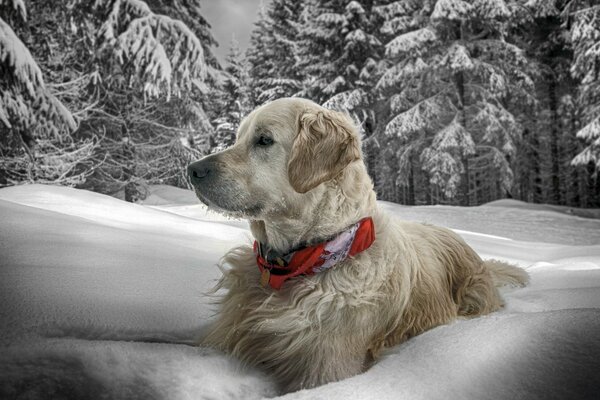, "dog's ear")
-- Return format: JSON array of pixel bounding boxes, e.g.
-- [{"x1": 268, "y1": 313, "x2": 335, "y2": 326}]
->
[{"x1": 287, "y1": 108, "x2": 361, "y2": 193}]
